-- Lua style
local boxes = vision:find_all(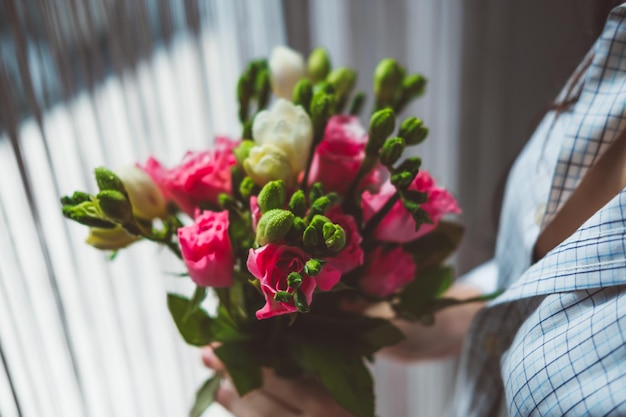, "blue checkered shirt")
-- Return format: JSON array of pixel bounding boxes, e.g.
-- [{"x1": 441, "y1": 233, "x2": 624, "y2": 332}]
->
[{"x1": 452, "y1": 5, "x2": 626, "y2": 416}]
